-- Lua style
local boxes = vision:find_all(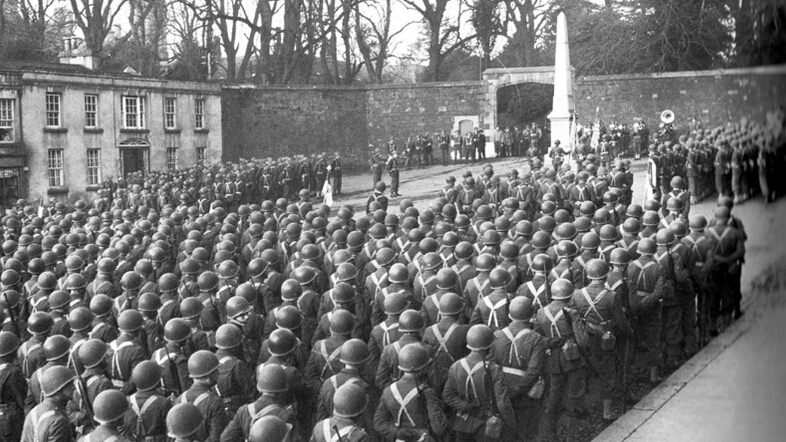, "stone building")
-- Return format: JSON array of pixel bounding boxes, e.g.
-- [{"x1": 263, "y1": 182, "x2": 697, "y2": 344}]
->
[{"x1": 0, "y1": 61, "x2": 222, "y2": 207}]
